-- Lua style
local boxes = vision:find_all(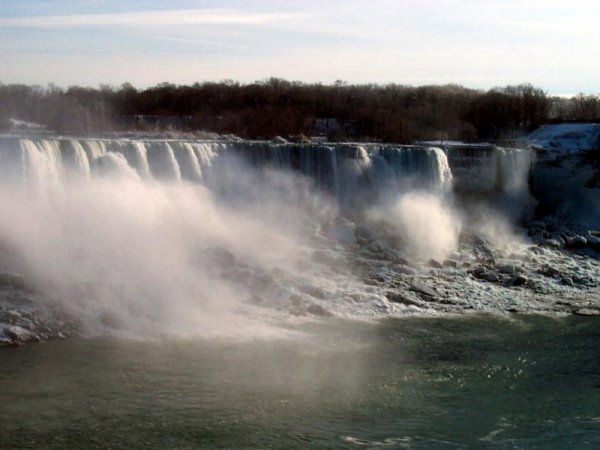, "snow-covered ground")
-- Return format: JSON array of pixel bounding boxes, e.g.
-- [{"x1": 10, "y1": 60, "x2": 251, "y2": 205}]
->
[{"x1": 525, "y1": 123, "x2": 600, "y2": 155}]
